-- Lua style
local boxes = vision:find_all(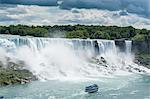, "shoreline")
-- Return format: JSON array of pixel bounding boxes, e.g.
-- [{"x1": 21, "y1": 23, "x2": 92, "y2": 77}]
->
[{"x1": 0, "y1": 66, "x2": 37, "y2": 86}]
